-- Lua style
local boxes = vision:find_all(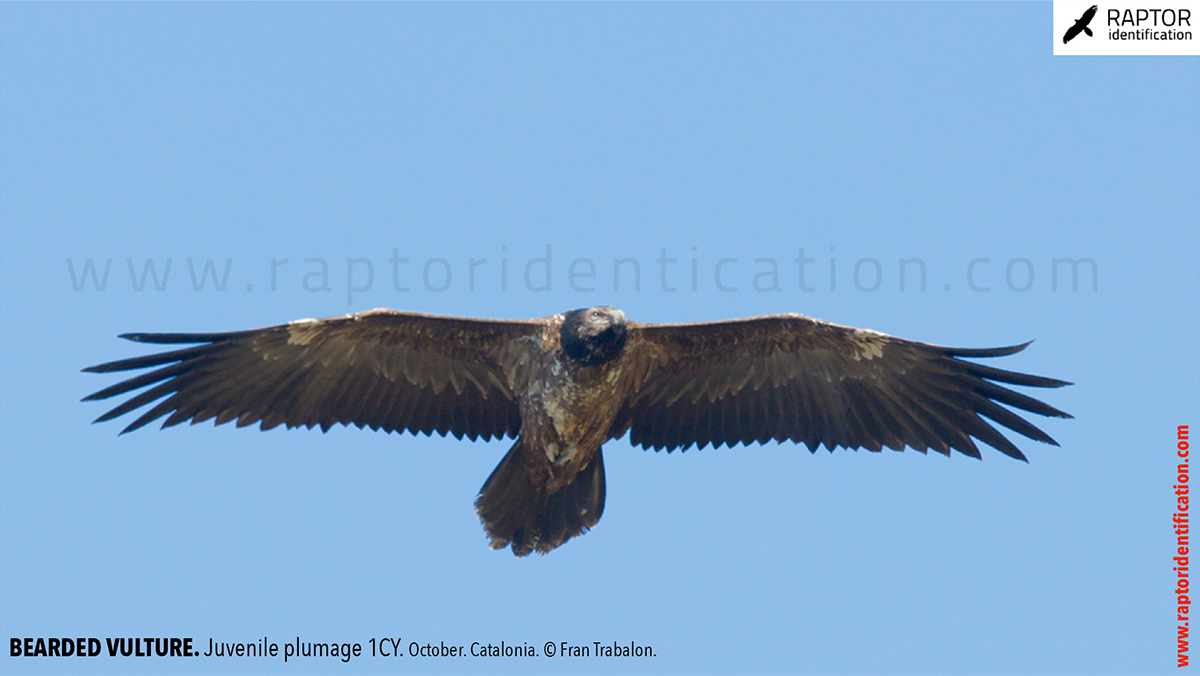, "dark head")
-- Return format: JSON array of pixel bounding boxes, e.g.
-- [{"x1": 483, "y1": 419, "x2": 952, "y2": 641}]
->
[{"x1": 560, "y1": 306, "x2": 628, "y2": 367}]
